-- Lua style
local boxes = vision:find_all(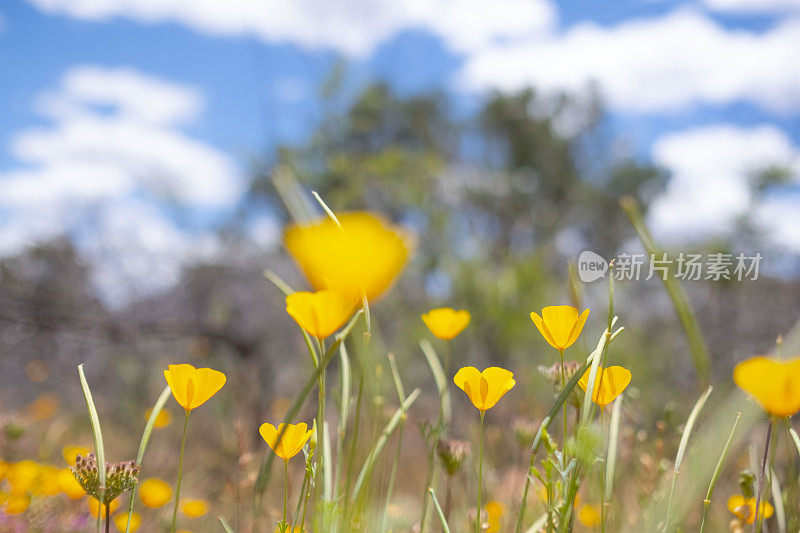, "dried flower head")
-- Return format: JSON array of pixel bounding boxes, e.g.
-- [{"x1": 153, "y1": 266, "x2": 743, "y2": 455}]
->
[
  {"x1": 72, "y1": 452, "x2": 139, "y2": 504},
  {"x1": 538, "y1": 361, "x2": 583, "y2": 408},
  {"x1": 437, "y1": 438, "x2": 470, "y2": 476}
]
